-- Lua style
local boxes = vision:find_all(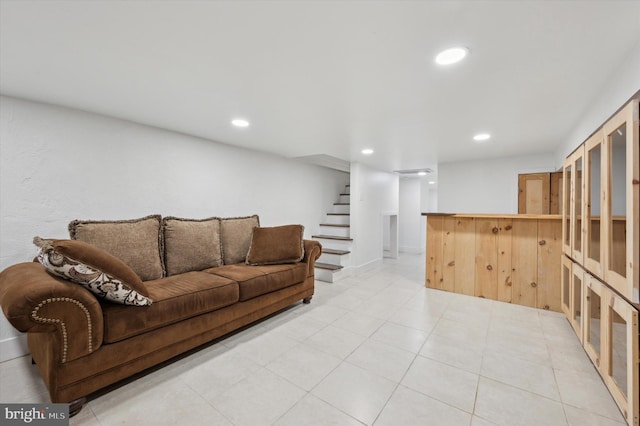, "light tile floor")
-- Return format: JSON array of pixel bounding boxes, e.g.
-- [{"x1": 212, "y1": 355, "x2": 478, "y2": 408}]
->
[{"x1": 0, "y1": 254, "x2": 627, "y2": 425}]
